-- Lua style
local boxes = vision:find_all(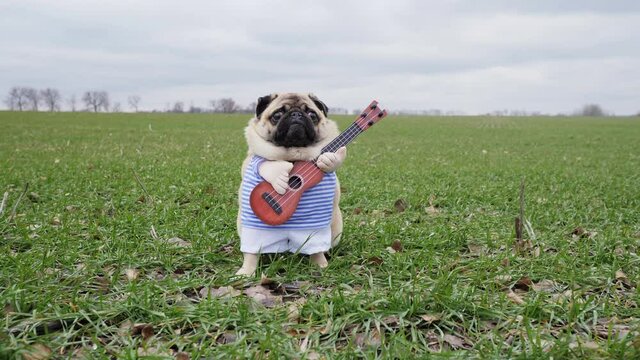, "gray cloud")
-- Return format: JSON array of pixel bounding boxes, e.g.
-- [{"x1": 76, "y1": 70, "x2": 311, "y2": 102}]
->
[{"x1": 1, "y1": 0, "x2": 639, "y2": 114}]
